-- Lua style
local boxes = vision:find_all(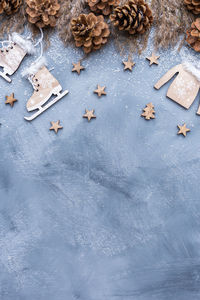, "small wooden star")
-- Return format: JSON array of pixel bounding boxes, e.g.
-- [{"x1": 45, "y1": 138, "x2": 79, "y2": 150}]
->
[
  {"x1": 72, "y1": 61, "x2": 85, "y2": 75},
  {"x1": 123, "y1": 59, "x2": 135, "y2": 71},
  {"x1": 177, "y1": 123, "x2": 190, "y2": 137},
  {"x1": 94, "y1": 85, "x2": 106, "y2": 97},
  {"x1": 146, "y1": 52, "x2": 160, "y2": 66},
  {"x1": 5, "y1": 93, "x2": 17, "y2": 107},
  {"x1": 83, "y1": 109, "x2": 96, "y2": 121},
  {"x1": 49, "y1": 120, "x2": 63, "y2": 133}
]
